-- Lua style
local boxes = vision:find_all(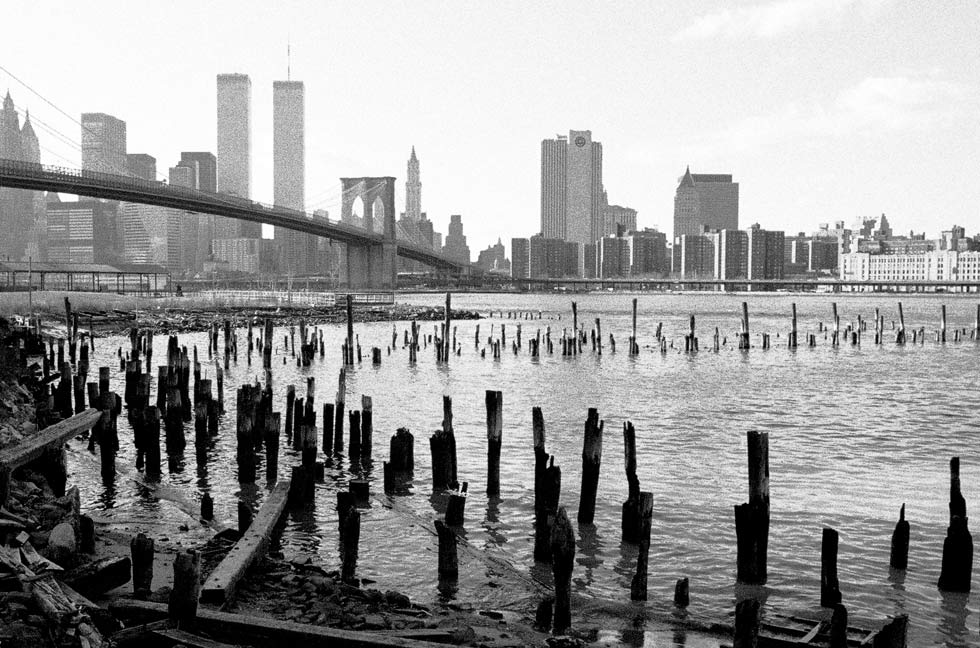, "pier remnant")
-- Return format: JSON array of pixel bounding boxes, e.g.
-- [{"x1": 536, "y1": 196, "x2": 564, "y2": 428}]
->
[
  {"x1": 734, "y1": 430, "x2": 769, "y2": 584},
  {"x1": 578, "y1": 408, "x2": 603, "y2": 524}
]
